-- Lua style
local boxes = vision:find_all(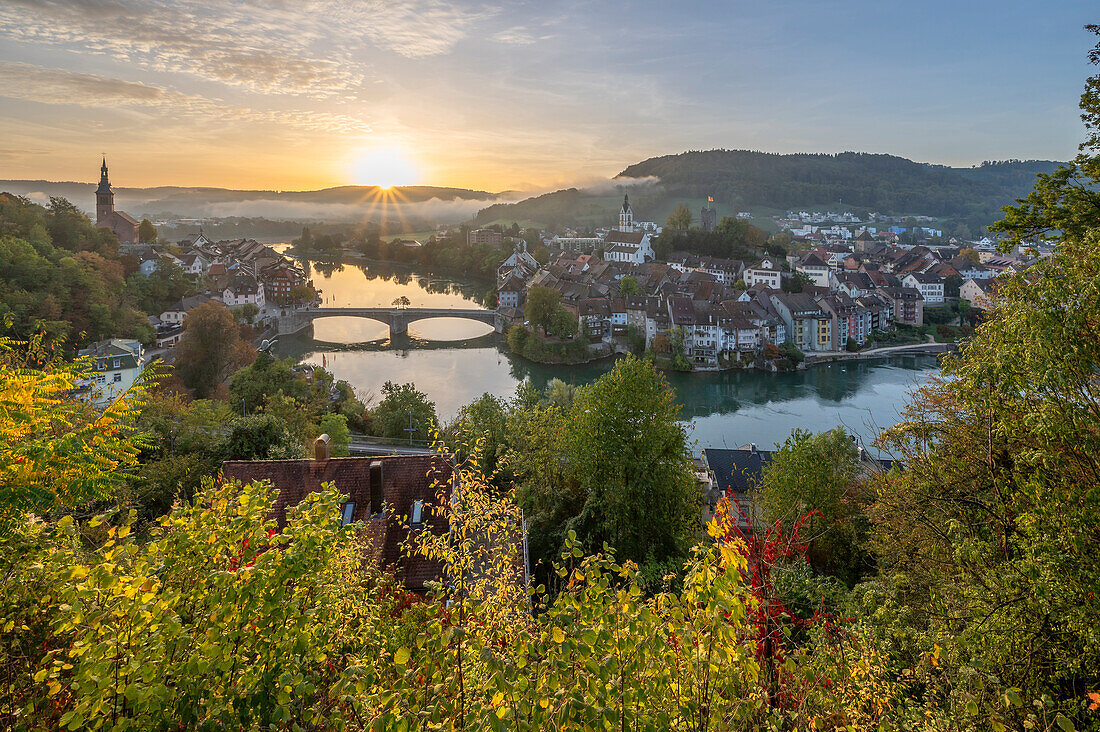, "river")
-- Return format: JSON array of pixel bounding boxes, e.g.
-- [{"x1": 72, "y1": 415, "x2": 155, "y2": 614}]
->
[{"x1": 274, "y1": 255, "x2": 939, "y2": 452}]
